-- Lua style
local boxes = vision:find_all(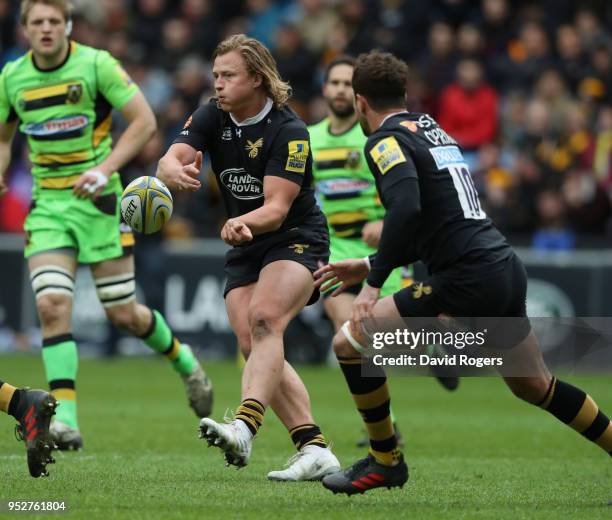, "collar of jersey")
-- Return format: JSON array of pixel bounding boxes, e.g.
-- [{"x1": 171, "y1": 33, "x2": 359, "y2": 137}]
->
[
  {"x1": 31, "y1": 40, "x2": 75, "y2": 73},
  {"x1": 230, "y1": 97, "x2": 273, "y2": 127},
  {"x1": 379, "y1": 110, "x2": 410, "y2": 128}
]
